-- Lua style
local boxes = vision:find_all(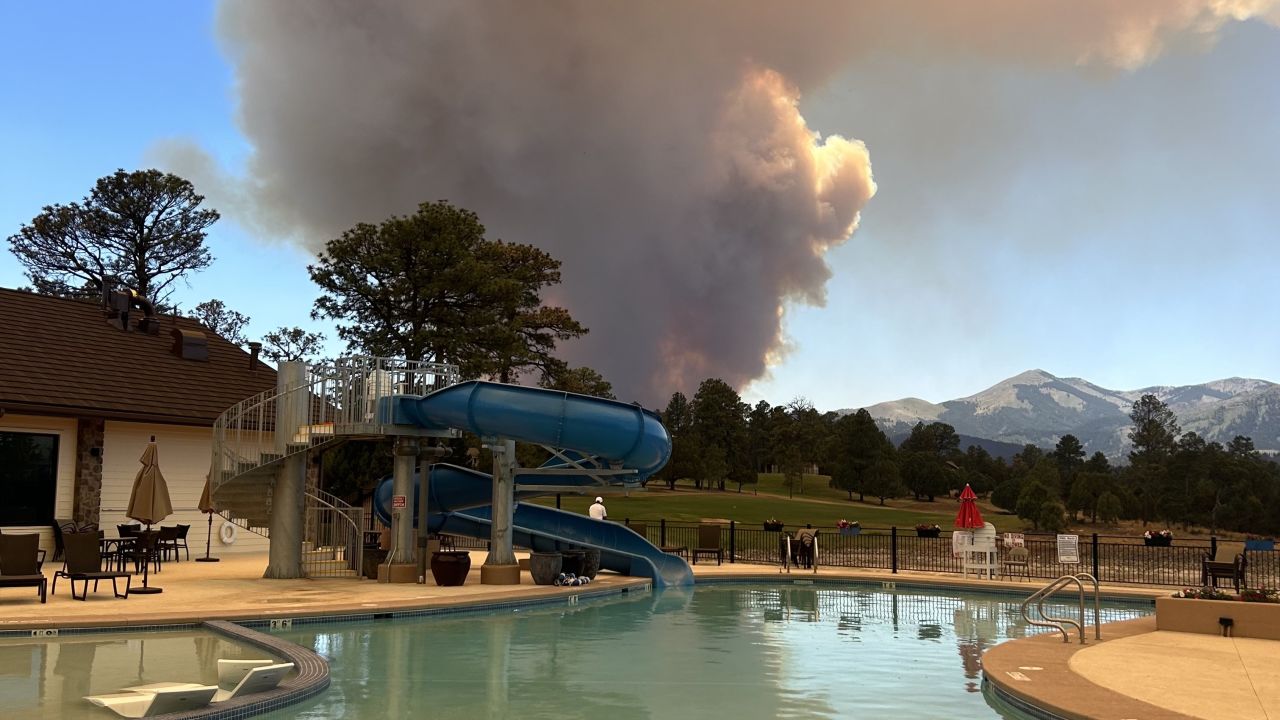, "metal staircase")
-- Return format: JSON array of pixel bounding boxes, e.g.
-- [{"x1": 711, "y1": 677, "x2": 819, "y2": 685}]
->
[{"x1": 210, "y1": 357, "x2": 460, "y2": 547}]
